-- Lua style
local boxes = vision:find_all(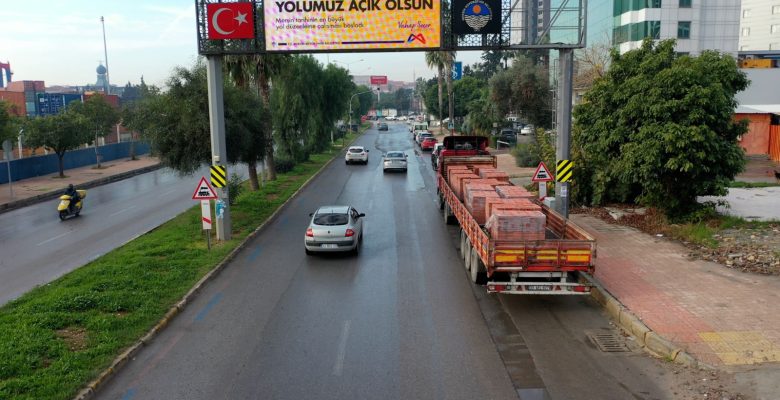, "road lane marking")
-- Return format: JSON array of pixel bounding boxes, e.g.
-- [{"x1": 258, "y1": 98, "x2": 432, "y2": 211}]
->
[
  {"x1": 36, "y1": 232, "x2": 69, "y2": 246},
  {"x1": 194, "y1": 293, "x2": 223, "y2": 322},
  {"x1": 160, "y1": 189, "x2": 177, "y2": 197},
  {"x1": 121, "y1": 388, "x2": 137, "y2": 400},
  {"x1": 332, "y1": 320, "x2": 351, "y2": 376},
  {"x1": 110, "y1": 205, "x2": 137, "y2": 217}
]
